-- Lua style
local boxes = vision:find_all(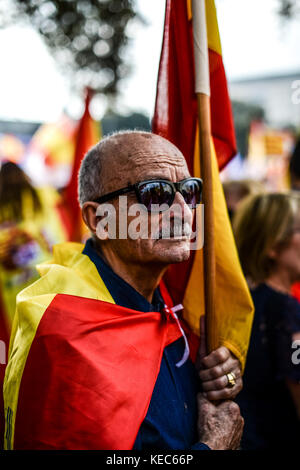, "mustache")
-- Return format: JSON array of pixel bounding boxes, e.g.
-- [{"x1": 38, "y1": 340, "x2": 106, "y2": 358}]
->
[{"x1": 151, "y1": 219, "x2": 192, "y2": 239}]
